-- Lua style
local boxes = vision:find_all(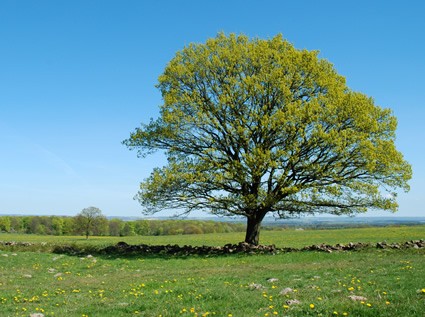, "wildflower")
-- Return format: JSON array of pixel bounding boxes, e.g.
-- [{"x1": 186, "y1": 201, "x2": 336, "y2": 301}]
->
[
  {"x1": 310, "y1": 304, "x2": 315, "y2": 309},
  {"x1": 422, "y1": 289, "x2": 425, "y2": 293}
]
